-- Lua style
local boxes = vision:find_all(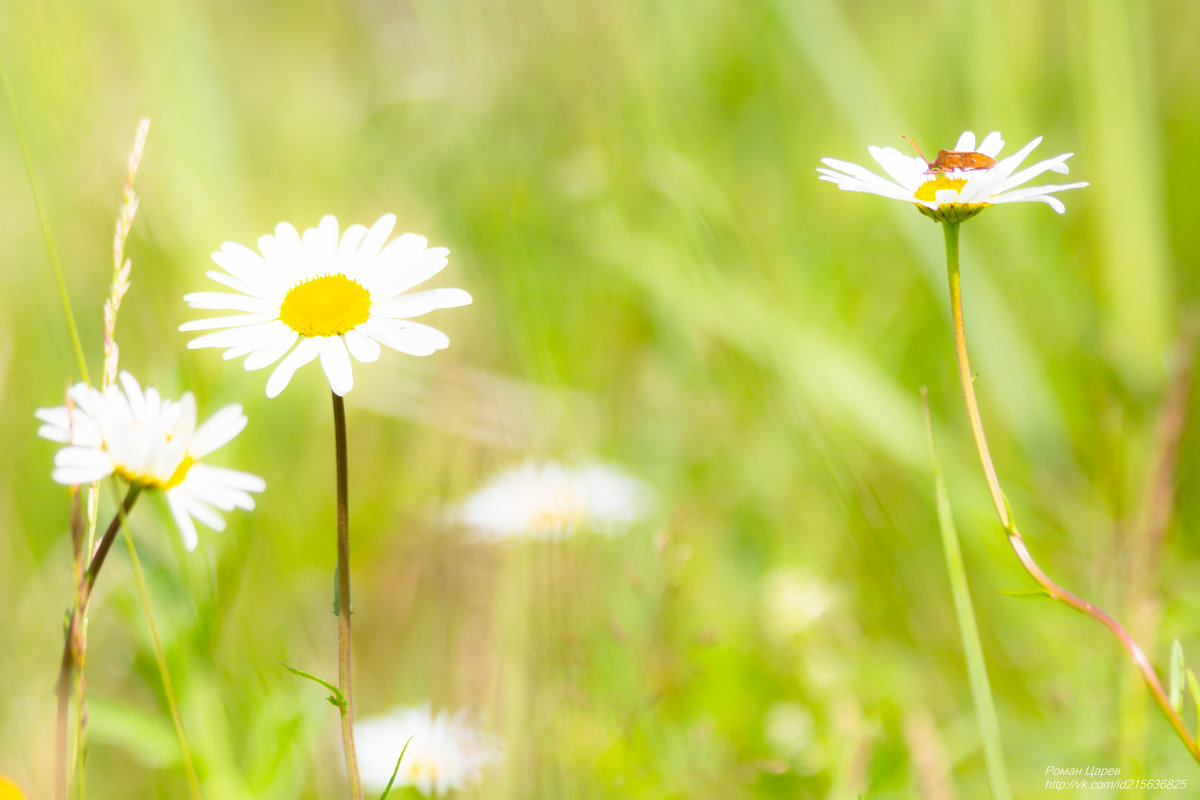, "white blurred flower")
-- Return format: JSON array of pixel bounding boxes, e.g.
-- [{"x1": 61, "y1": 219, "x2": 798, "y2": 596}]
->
[
  {"x1": 762, "y1": 567, "x2": 835, "y2": 639},
  {"x1": 455, "y1": 460, "x2": 655, "y2": 542},
  {"x1": 763, "y1": 702, "x2": 814, "y2": 757},
  {"x1": 180, "y1": 214, "x2": 471, "y2": 398},
  {"x1": 36, "y1": 371, "x2": 265, "y2": 550},
  {"x1": 818, "y1": 130, "x2": 1088, "y2": 222},
  {"x1": 357, "y1": 704, "x2": 503, "y2": 797}
]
